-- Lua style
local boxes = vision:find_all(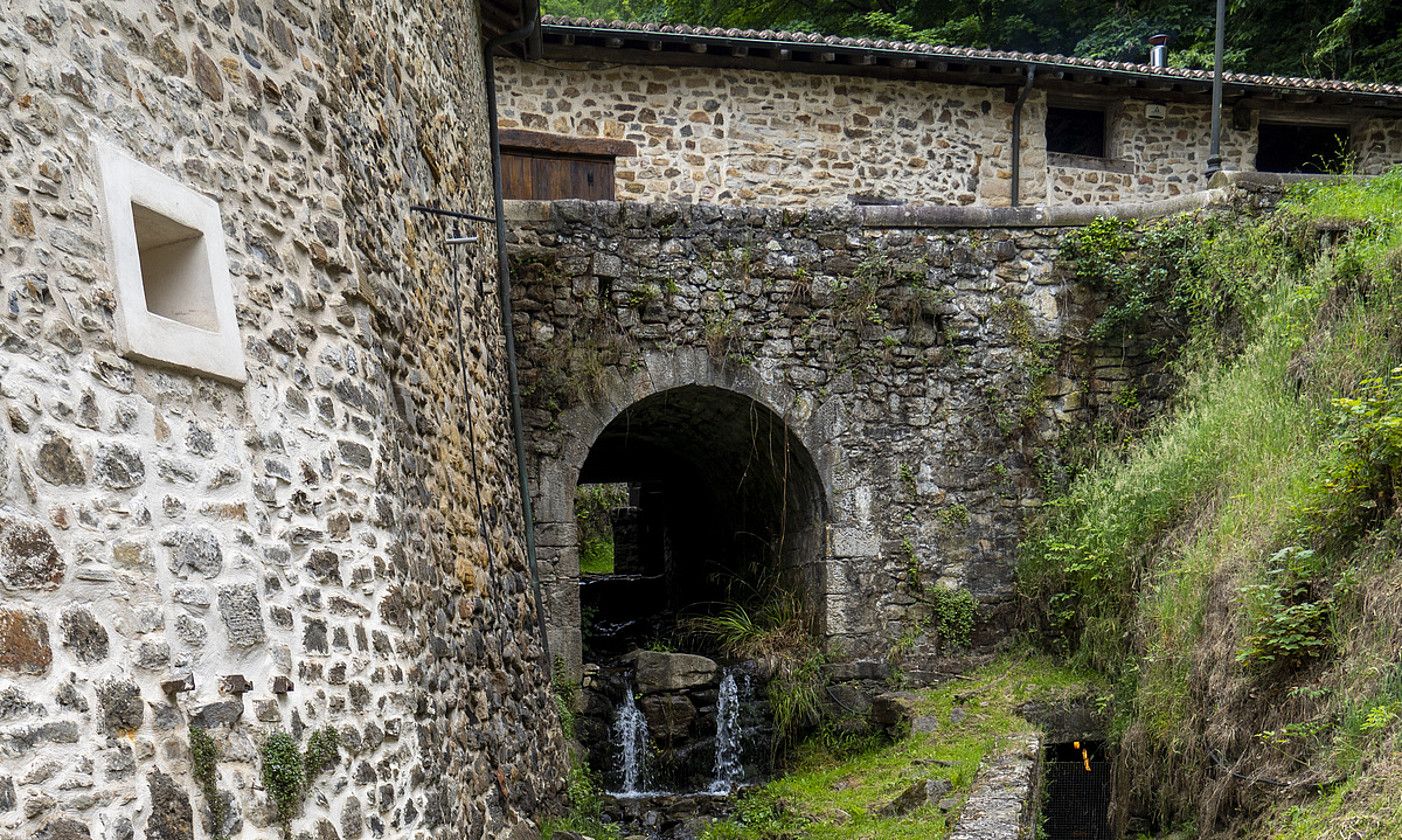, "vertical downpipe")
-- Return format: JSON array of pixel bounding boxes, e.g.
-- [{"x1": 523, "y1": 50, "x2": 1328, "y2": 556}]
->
[
  {"x1": 1206, "y1": 0, "x2": 1226, "y2": 177},
  {"x1": 484, "y1": 13, "x2": 551, "y2": 677},
  {"x1": 1010, "y1": 65, "x2": 1037, "y2": 208}
]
